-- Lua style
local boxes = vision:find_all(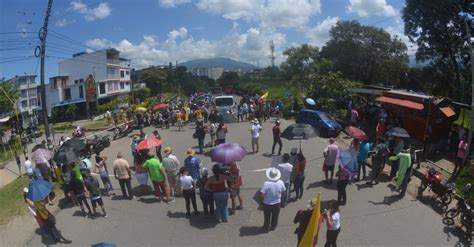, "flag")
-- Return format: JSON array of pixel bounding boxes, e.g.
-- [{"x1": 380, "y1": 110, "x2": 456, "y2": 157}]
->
[
  {"x1": 259, "y1": 91, "x2": 269, "y2": 100},
  {"x1": 299, "y1": 192, "x2": 323, "y2": 247}
]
